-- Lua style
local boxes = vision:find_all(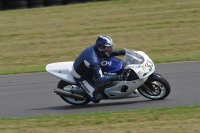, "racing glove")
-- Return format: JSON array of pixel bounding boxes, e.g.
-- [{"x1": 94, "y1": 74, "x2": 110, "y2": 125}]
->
[
  {"x1": 111, "y1": 70, "x2": 127, "y2": 81},
  {"x1": 114, "y1": 69, "x2": 134, "y2": 81}
]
